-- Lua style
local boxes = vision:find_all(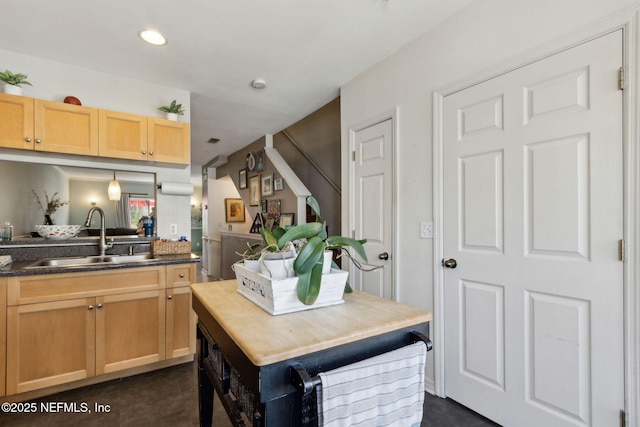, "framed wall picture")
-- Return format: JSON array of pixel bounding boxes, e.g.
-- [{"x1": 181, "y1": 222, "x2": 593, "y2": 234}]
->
[
  {"x1": 256, "y1": 149, "x2": 266, "y2": 172},
  {"x1": 279, "y1": 213, "x2": 294, "y2": 227},
  {"x1": 262, "y1": 174, "x2": 273, "y2": 197},
  {"x1": 249, "y1": 174, "x2": 261, "y2": 206},
  {"x1": 274, "y1": 177, "x2": 283, "y2": 191},
  {"x1": 239, "y1": 169, "x2": 247, "y2": 189},
  {"x1": 225, "y1": 198, "x2": 245, "y2": 222}
]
